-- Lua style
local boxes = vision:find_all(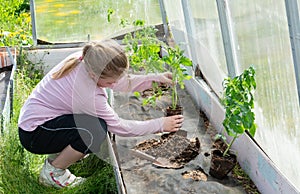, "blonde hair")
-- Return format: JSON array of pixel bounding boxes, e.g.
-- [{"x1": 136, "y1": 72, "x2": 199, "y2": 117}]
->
[{"x1": 52, "y1": 39, "x2": 129, "y2": 80}]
